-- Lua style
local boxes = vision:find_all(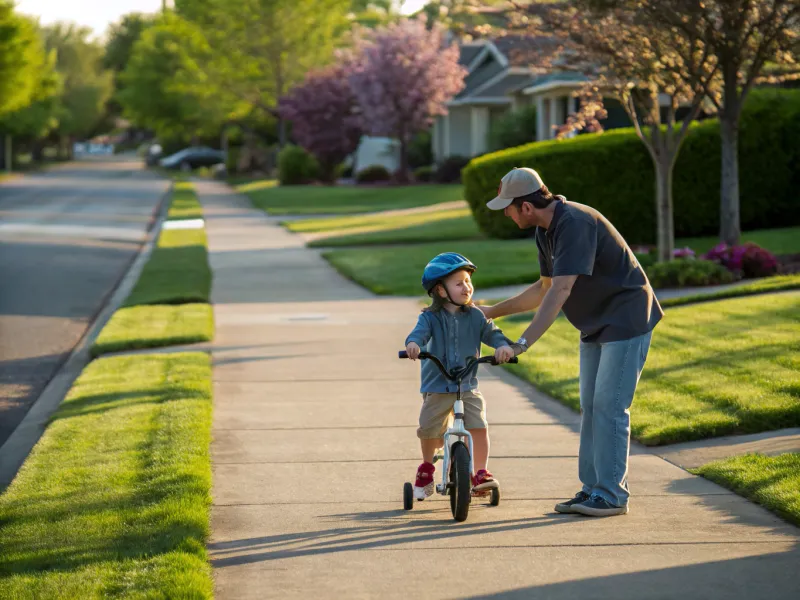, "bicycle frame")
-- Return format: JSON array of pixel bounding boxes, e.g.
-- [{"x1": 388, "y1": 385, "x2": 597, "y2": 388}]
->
[{"x1": 398, "y1": 350, "x2": 517, "y2": 496}]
